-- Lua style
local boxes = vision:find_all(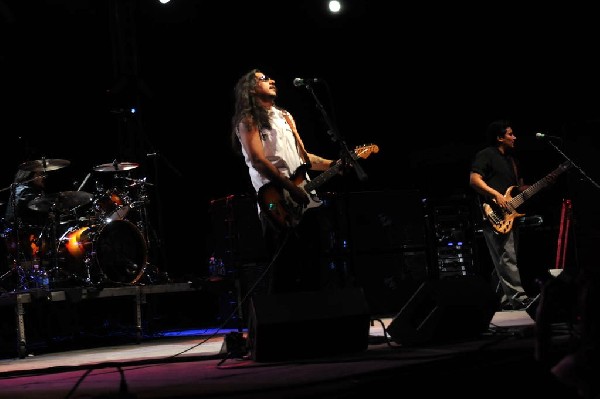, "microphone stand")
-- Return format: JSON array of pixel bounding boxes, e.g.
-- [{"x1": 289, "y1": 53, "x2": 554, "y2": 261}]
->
[
  {"x1": 301, "y1": 82, "x2": 367, "y2": 290},
  {"x1": 147, "y1": 151, "x2": 182, "y2": 283},
  {"x1": 302, "y1": 83, "x2": 368, "y2": 182},
  {"x1": 543, "y1": 138, "x2": 600, "y2": 276},
  {"x1": 545, "y1": 139, "x2": 600, "y2": 190}
]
